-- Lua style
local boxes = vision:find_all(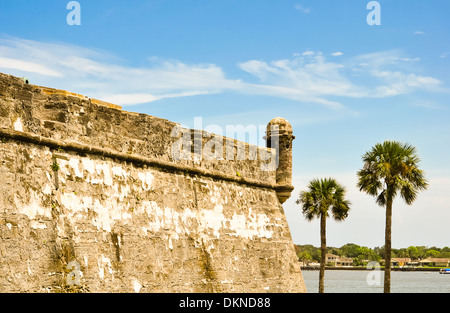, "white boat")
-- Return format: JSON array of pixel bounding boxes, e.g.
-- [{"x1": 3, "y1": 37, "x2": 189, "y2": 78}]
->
[{"x1": 439, "y1": 269, "x2": 450, "y2": 274}]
